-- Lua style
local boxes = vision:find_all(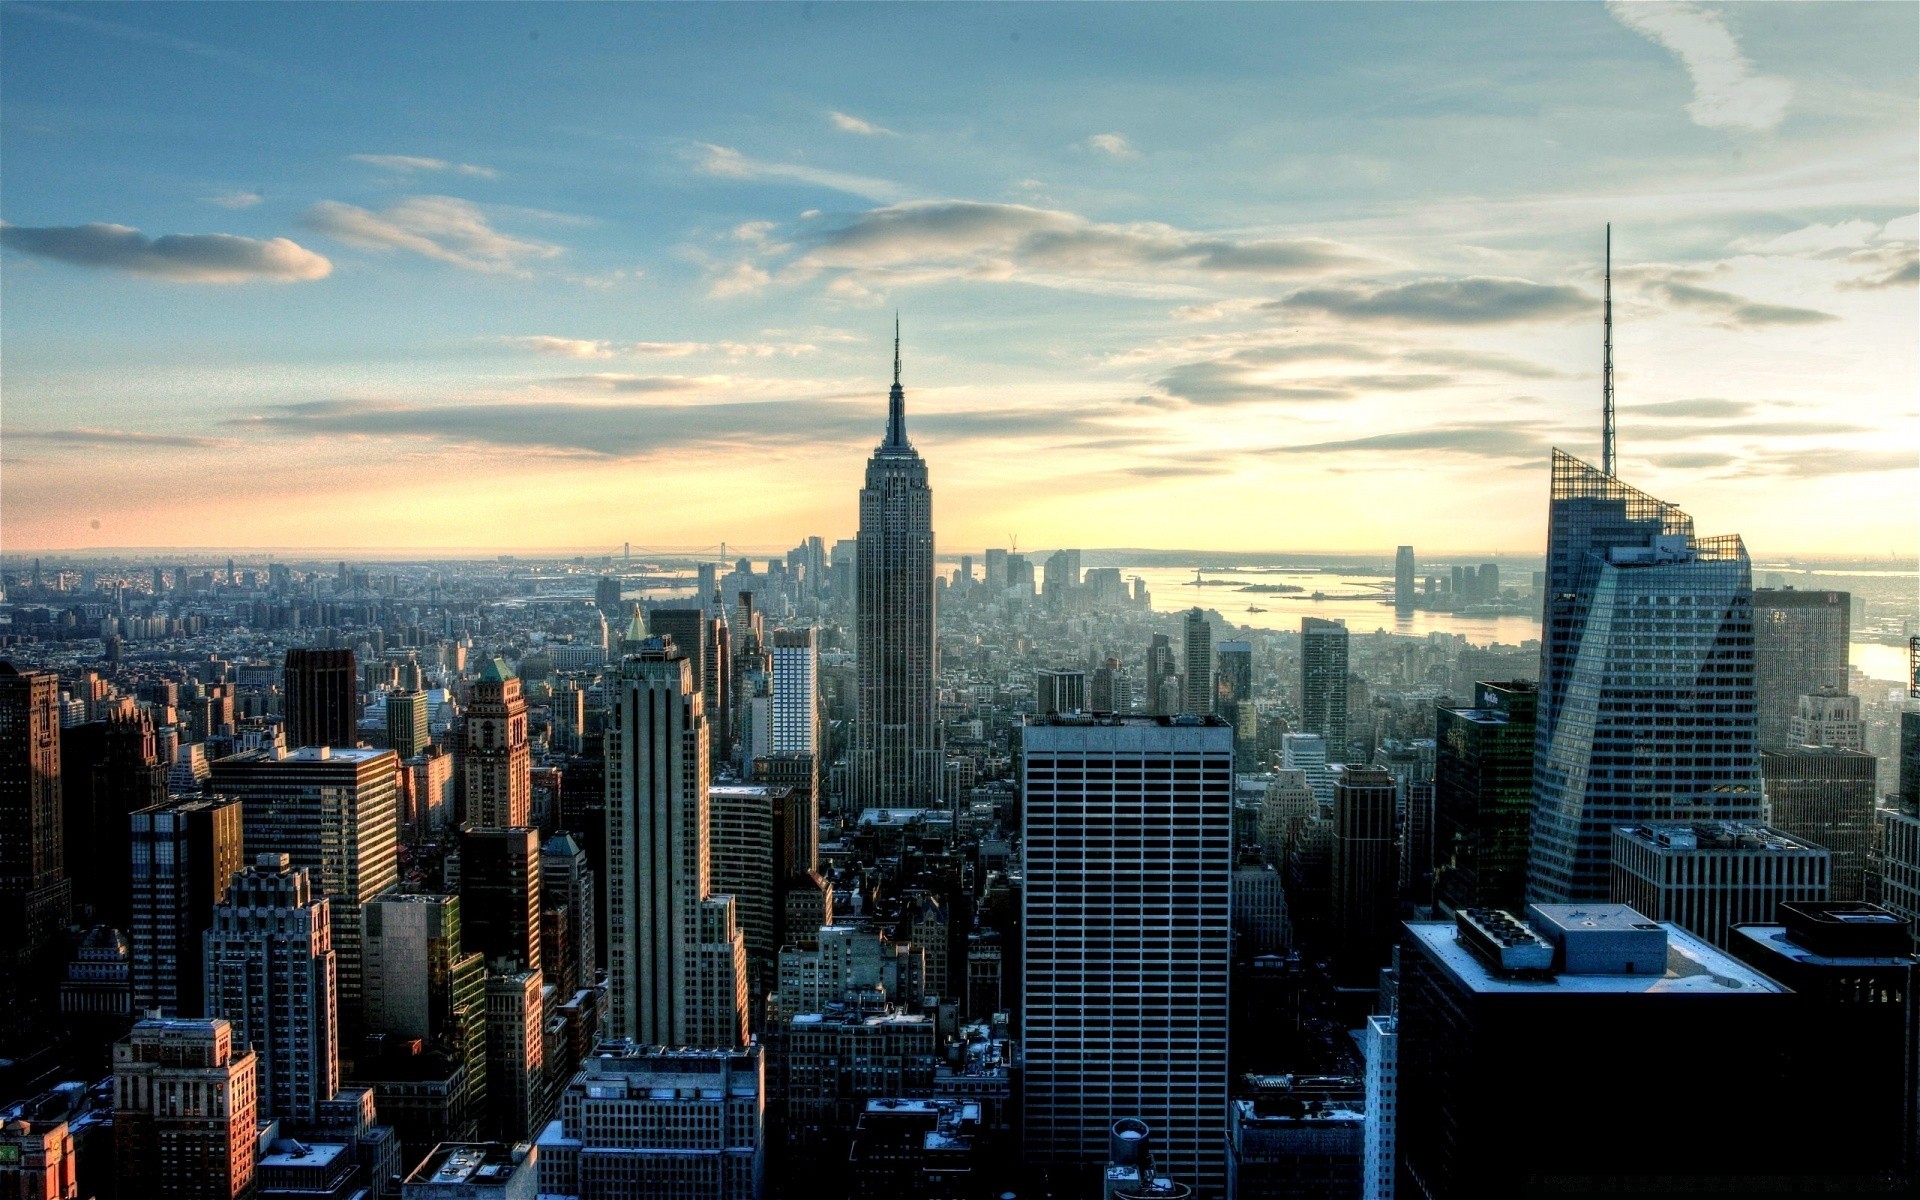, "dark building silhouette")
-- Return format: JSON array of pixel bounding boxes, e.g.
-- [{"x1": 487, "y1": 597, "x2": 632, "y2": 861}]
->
[
  {"x1": 61, "y1": 707, "x2": 168, "y2": 928},
  {"x1": 458, "y1": 826, "x2": 542, "y2": 974},
  {"x1": 282, "y1": 648, "x2": 358, "y2": 748},
  {"x1": 0, "y1": 662, "x2": 71, "y2": 1052},
  {"x1": 1330, "y1": 765, "x2": 1398, "y2": 986},
  {"x1": 1433, "y1": 681, "x2": 1537, "y2": 914}
]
